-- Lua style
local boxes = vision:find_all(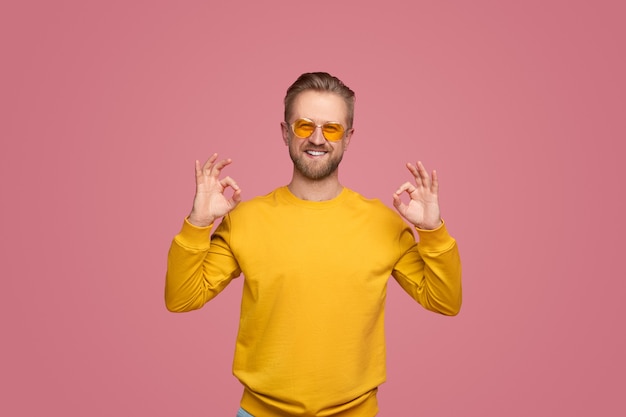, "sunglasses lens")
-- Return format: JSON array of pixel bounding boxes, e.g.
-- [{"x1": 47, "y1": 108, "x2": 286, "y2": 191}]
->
[
  {"x1": 292, "y1": 119, "x2": 316, "y2": 138},
  {"x1": 291, "y1": 119, "x2": 346, "y2": 141},
  {"x1": 322, "y1": 123, "x2": 345, "y2": 141}
]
